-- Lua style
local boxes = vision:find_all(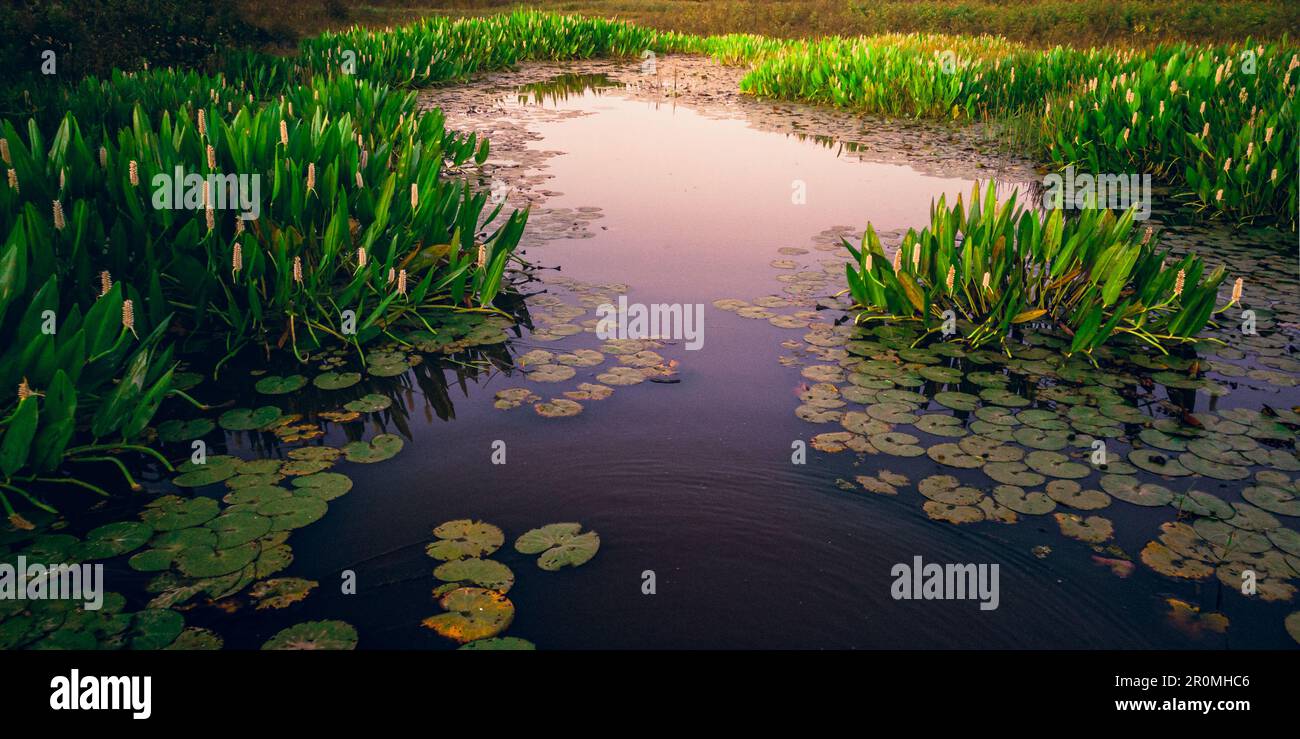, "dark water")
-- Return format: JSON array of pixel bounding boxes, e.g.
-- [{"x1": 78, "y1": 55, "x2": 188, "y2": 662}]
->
[
  {"x1": 273, "y1": 79, "x2": 1296, "y2": 649},
  {"x1": 12, "y1": 70, "x2": 1296, "y2": 651}
]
